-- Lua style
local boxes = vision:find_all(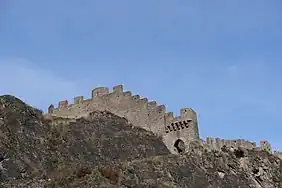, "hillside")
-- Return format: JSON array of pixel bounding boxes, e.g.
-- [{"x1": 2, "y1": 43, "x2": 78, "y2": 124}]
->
[{"x1": 0, "y1": 95, "x2": 281, "y2": 187}]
